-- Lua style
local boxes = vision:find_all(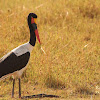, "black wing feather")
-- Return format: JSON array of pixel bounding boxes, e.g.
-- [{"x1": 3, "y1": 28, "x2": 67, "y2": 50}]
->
[{"x1": 0, "y1": 52, "x2": 30, "y2": 78}]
